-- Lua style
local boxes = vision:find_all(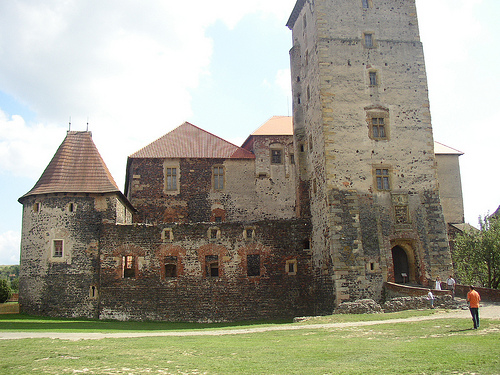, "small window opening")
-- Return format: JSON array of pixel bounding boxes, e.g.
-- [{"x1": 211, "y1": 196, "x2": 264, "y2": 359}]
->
[
  {"x1": 297, "y1": 94, "x2": 301, "y2": 105},
  {"x1": 33, "y1": 202, "x2": 40, "y2": 213},
  {"x1": 369, "y1": 71, "x2": 378, "y2": 86},
  {"x1": 362, "y1": 0, "x2": 369, "y2": 9},
  {"x1": 370, "y1": 262, "x2": 375, "y2": 271},
  {"x1": 247, "y1": 254, "x2": 260, "y2": 277},
  {"x1": 271, "y1": 149, "x2": 282, "y2": 164},
  {"x1": 206, "y1": 255, "x2": 219, "y2": 277},
  {"x1": 68, "y1": 203, "x2": 75, "y2": 212},
  {"x1": 286, "y1": 259, "x2": 298, "y2": 275},
  {"x1": 53, "y1": 240, "x2": 63, "y2": 258},
  {"x1": 300, "y1": 144, "x2": 305, "y2": 152},
  {"x1": 165, "y1": 256, "x2": 178, "y2": 278},
  {"x1": 210, "y1": 229, "x2": 219, "y2": 240},
  {"x1": 364, "y1": 33, "x2": 374, "y2": 48},
  {"x1": 290, "y1": 154, "x2": 295, "y2": 164},
  {"x1": 123, "y1": 255, "x2": 135, "y2": 278},
  {"x1": 89, "y1": 285, "x2": 98, "y2": 298},
  {"x1": 303, "y1": 239, "x2": 310, "y2": 250}
]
